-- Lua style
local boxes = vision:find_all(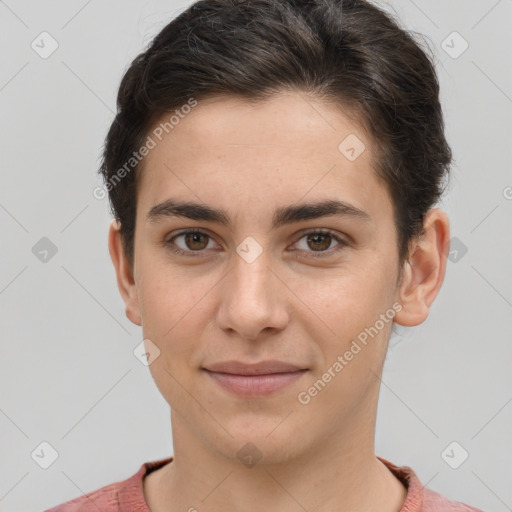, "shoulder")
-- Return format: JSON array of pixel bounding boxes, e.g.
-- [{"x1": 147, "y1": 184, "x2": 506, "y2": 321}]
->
[
  {"x1": 43, "y1": 479, "x2": 125, "y2": 511},
  {"x1": 423, "y1": 488, "x2": 485, "y2": 512},
  {"x1": 377, "y1": 456, "x2": 485, "y2": 512},
  {"x1": 44, "y1": 457, "x2": 173, "y2": 512}
]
